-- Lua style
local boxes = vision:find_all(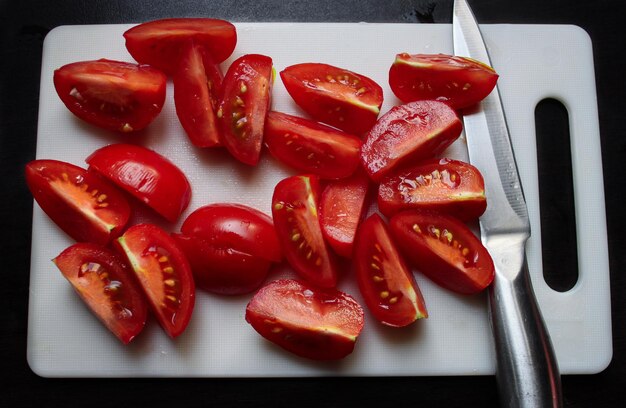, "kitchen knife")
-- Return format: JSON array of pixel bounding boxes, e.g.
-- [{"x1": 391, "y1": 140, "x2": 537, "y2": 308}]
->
[{"x1": 452, "y1": 0, "x2": 563, "y2": 406}]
